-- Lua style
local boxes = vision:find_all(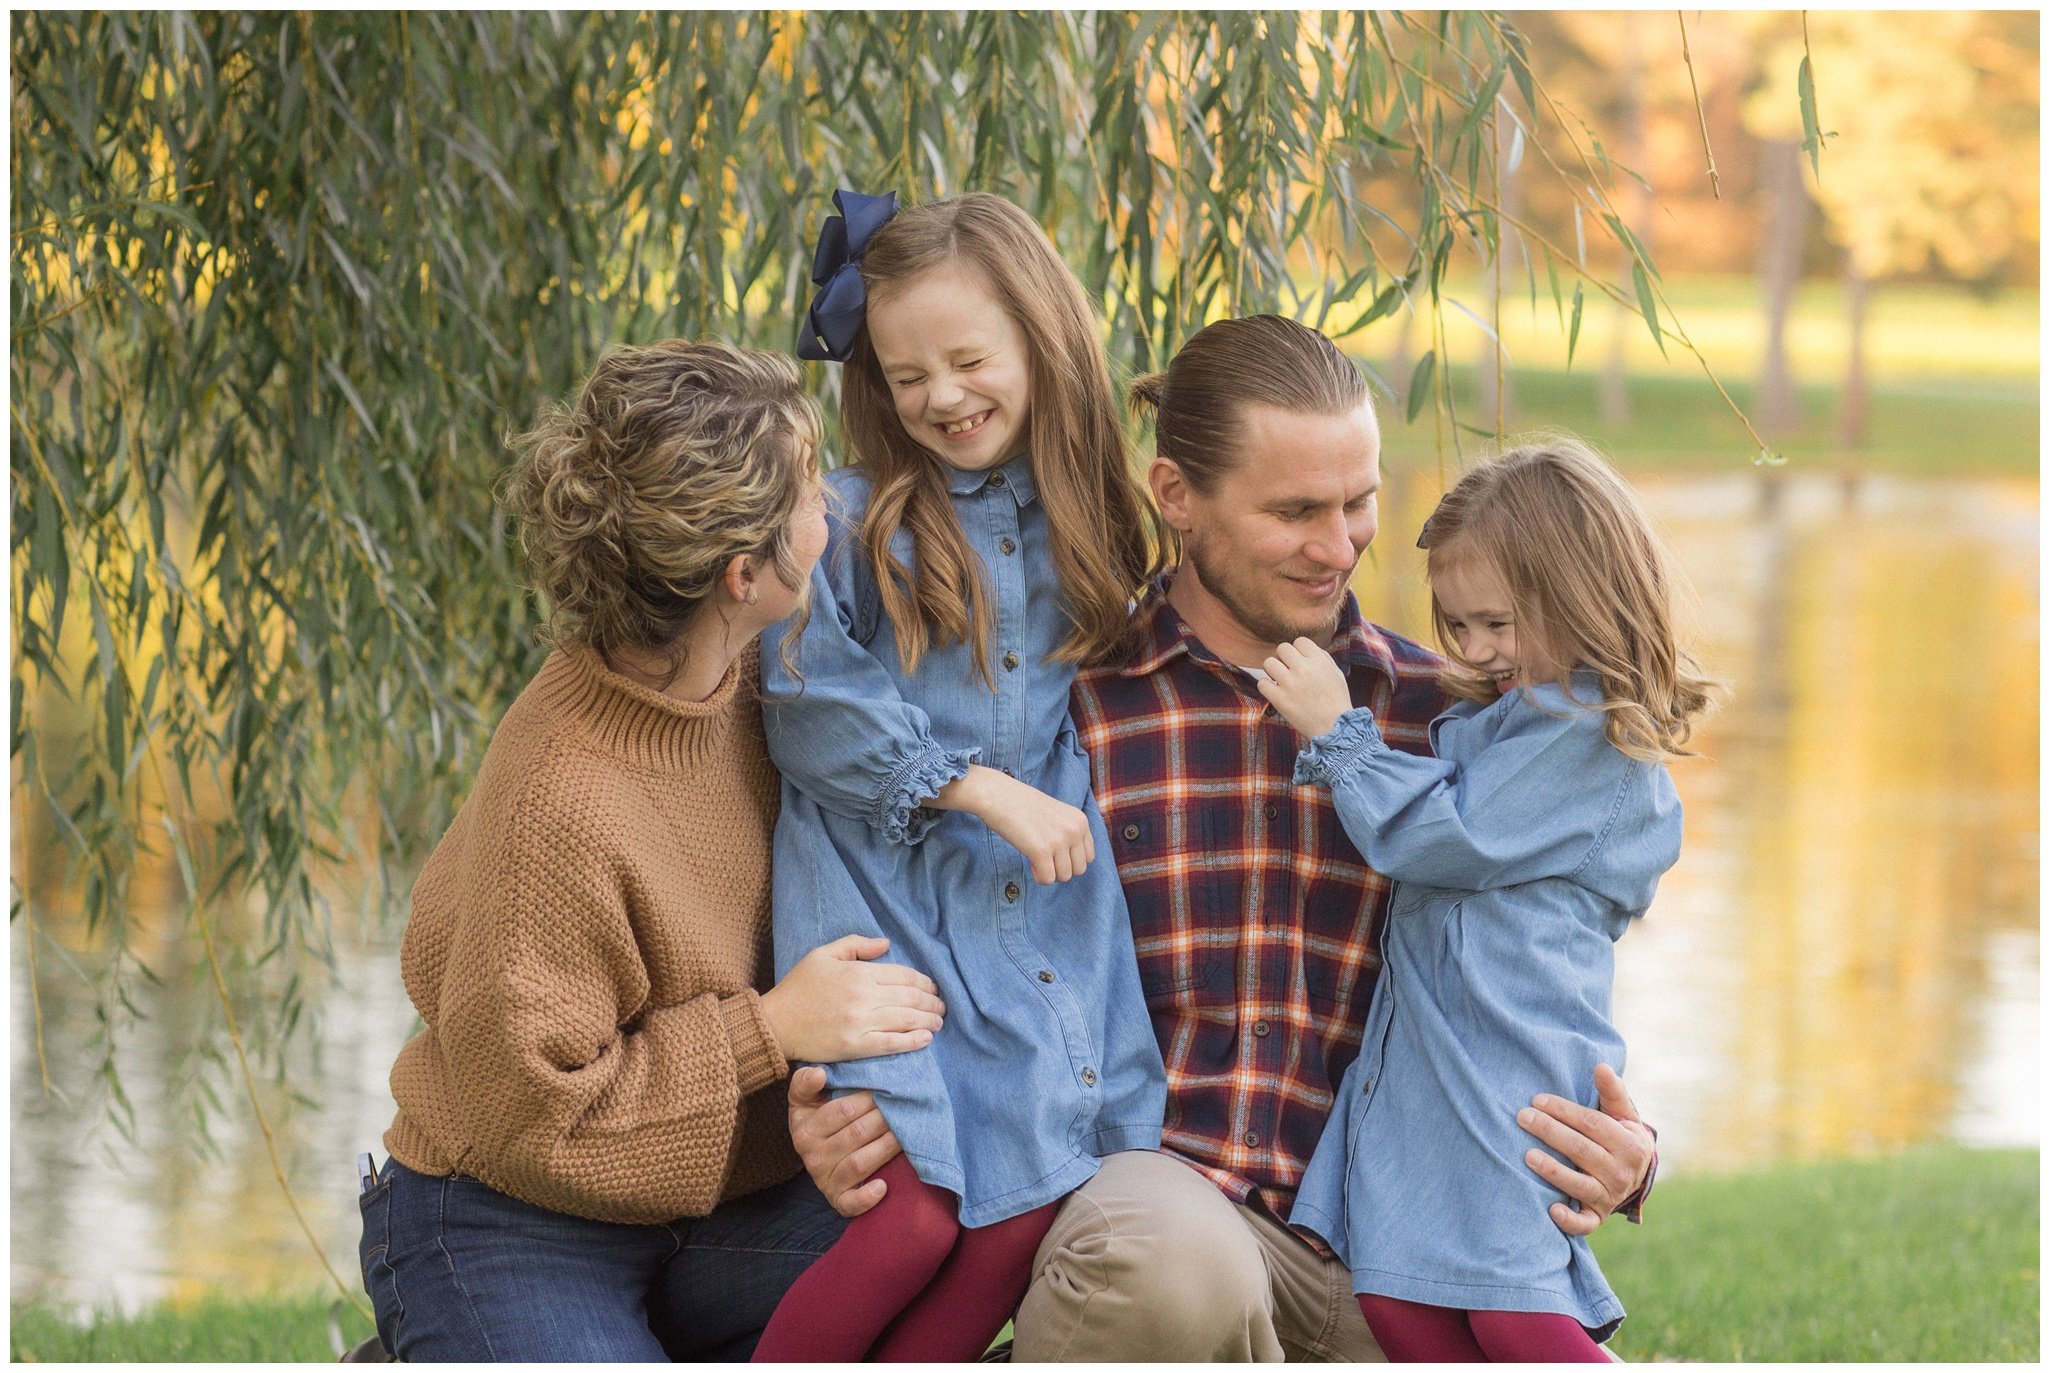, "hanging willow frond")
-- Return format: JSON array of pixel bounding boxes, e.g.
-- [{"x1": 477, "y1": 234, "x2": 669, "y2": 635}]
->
[{"x1": 12, "y1": 11, "x2": 1735, "y2": 1120}]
